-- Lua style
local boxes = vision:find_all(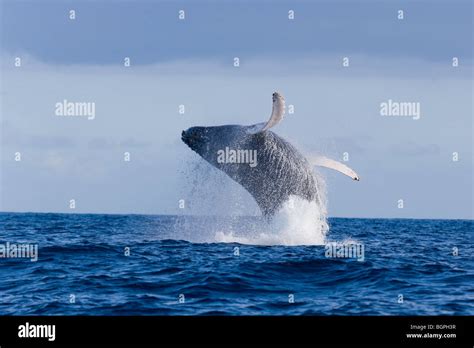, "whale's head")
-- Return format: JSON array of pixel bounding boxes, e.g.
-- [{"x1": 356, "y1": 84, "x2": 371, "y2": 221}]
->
[{"x1": 181, "y1": 125, "x2": 251, "y2": 167}]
